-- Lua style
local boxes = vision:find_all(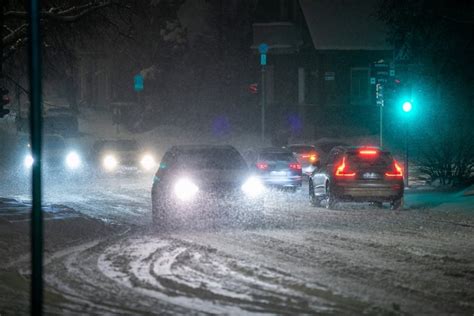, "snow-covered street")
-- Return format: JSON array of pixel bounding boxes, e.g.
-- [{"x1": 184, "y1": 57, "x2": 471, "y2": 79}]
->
[{"x1": 1, "y1": 176, "x2": 473, "y2": 315}]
